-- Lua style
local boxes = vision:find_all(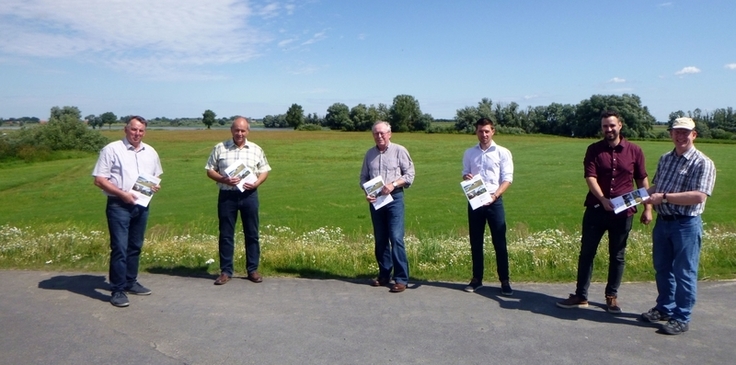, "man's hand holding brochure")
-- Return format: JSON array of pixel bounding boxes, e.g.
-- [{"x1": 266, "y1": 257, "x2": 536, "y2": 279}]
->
[
  {"x1": 611, "y1": 187, "x2": 650, "y2": 214},
  {"x1": 363, "y1": 176, "x2": 393, "y2": 210},
  {"x1": 224, "y1": 160, "x2": 258, "y2": 192},
  {"x1": 461, "y1": 175, "x2": 493, "y2": 210}
]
